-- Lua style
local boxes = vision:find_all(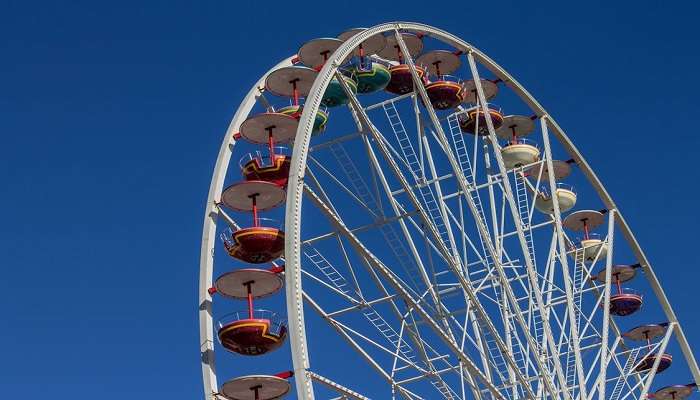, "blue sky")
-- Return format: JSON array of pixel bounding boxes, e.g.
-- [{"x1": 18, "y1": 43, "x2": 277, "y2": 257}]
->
[{"x1": 1, "y1": 1, "x2": 699, "y2": 399}]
